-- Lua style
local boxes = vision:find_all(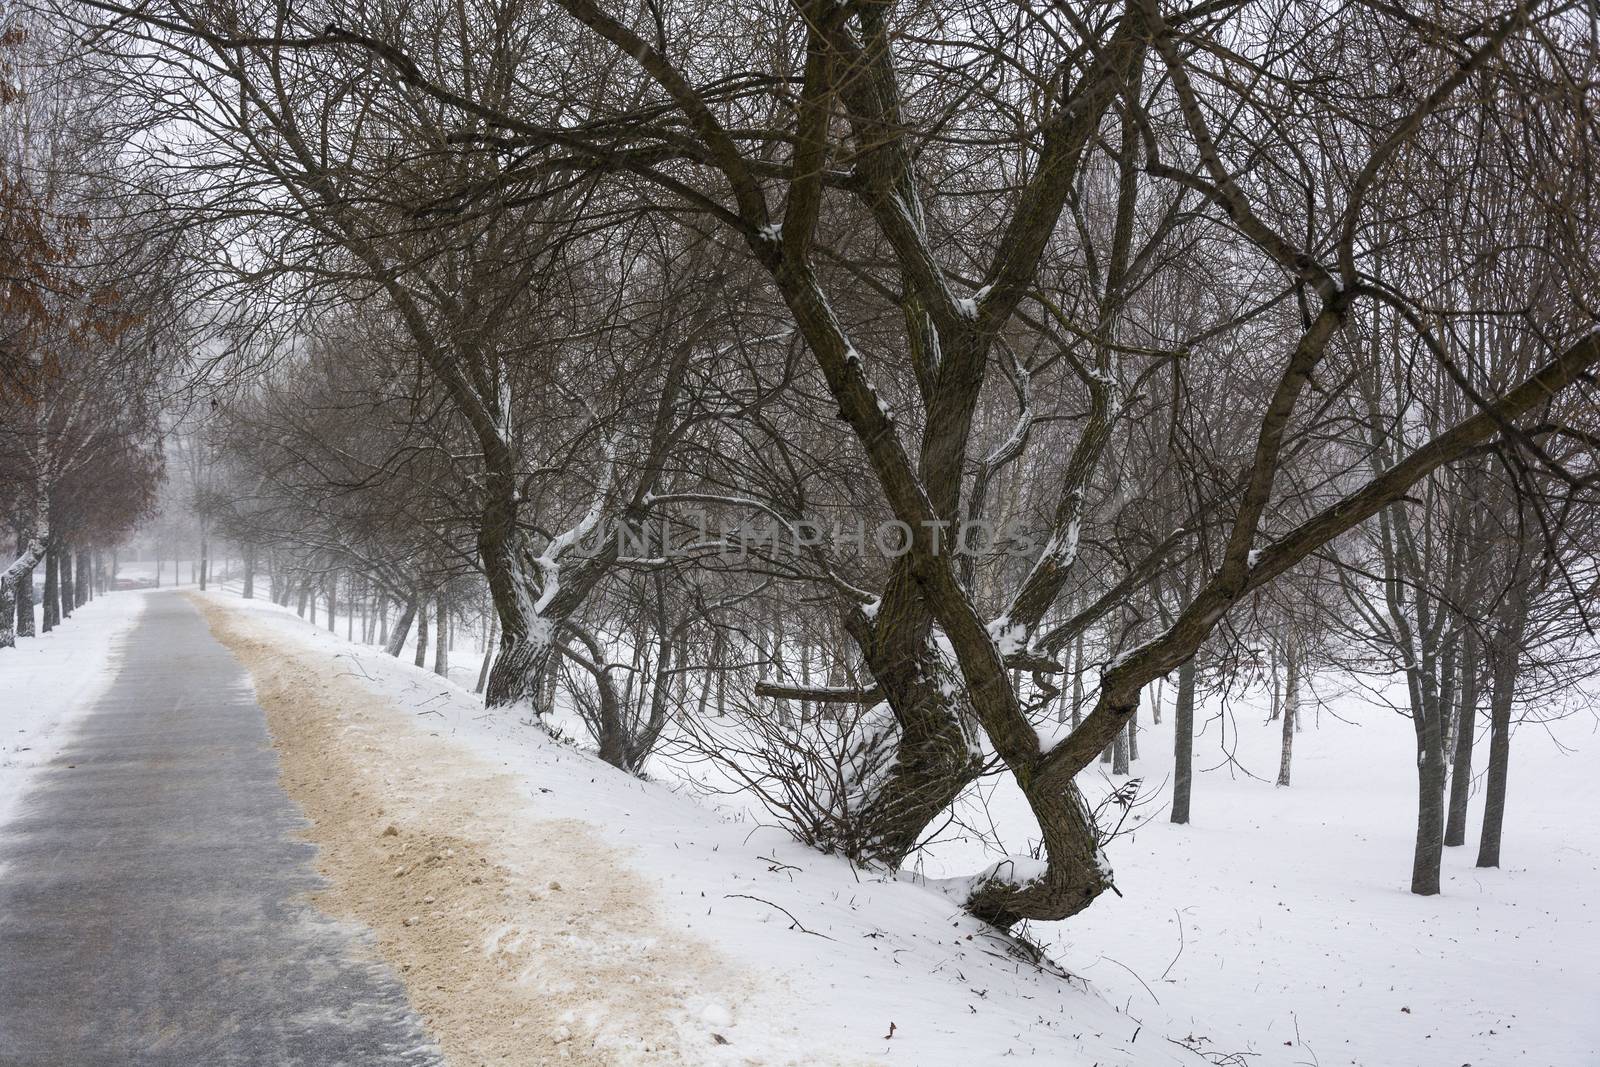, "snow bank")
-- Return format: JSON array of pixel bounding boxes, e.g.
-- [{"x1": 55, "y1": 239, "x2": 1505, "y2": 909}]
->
[
  {"x1": 198, "y1": 590, "x2": 1220, "y2": 1065},
  {"x1": 0, "y1": 592, "x2": 145, "y2": 831}
]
